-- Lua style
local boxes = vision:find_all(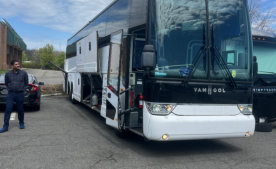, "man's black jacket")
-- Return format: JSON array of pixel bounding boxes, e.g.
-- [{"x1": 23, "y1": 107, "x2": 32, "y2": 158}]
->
[{"x1": 5, "y1": 70, "x2": 28, "y2": 93}]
